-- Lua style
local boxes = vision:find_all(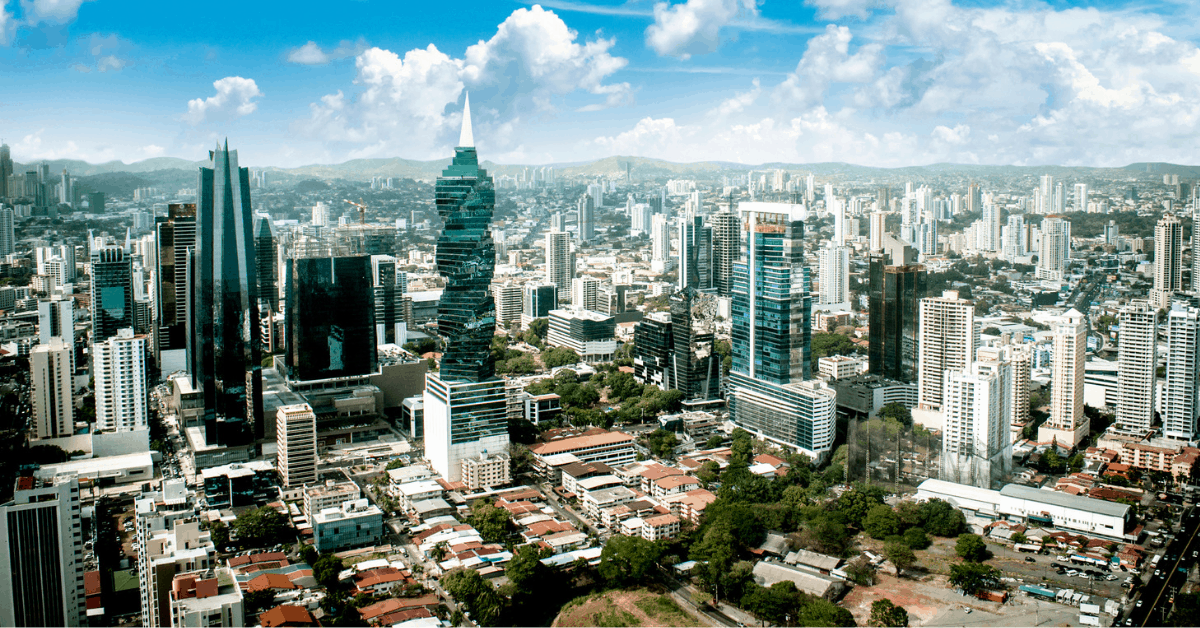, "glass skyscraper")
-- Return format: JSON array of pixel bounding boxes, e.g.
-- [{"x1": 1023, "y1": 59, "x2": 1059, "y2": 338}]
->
[
  {"x1": 89, "y1": 245, "x2": 134, "y2": 343},
  {"x1": 190, "y1": 142, "x2": 262, "y2": 445},
  {"x1": 424, "y1": 95, "x2": 509, "y2": 483},
  {"x1": 727, "y1": 202, "x2": 835, "y2": 461},
  {"x1": 155, "y1": 203, "x2": 196, "y2": 368},
  {"x1": 671, "y1": 288, "x2": 721, "y2": 401},
  {"x1": 283, "y1": 255, "x2": 377, "y2": 382},
  {"x1": 868, "y1": 256, "x2": 926, "y2": 382}
]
